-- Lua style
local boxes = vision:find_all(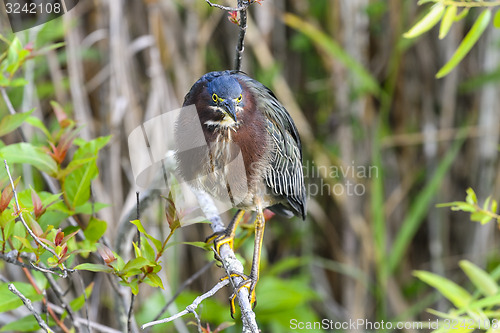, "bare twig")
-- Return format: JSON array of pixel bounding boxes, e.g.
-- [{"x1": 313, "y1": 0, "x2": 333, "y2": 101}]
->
[
  {"x1": 1, "y1": 87, "x2": 18, "y2": 115},
  {"x1": 3, "y1": 160, "x2": 71, "y2": 278},
  {"x1": 234, "y1": 0, "x2": 249, "y2": 71},
  {"x1": 0, "y1": 251, "x2": 64, "y2": 276},
  {"x1": 151, "y1": 261, "x2": 213, "y2": 322},
  {"x1": 47, "y1": 301, "x2": 122, "y2": 333},
  {"x1": 204, "y1": 0, "x2": 249, "y2": 11},
  {"x1": 141, "y1": 279, "x2": 229, "y2": 329},
  {"x1": 44, "y1": 273, "x2": 78, "y2": 332},
  {"x1": 8, "y1": 284, "x2": 53, "y2": 333}
]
